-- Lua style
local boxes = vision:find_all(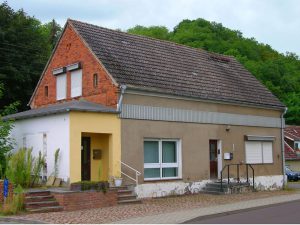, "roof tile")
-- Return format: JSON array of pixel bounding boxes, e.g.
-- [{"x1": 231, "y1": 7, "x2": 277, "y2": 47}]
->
[{"x1": 70, "y1": 19, "x2": 284, "y2": 109}]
